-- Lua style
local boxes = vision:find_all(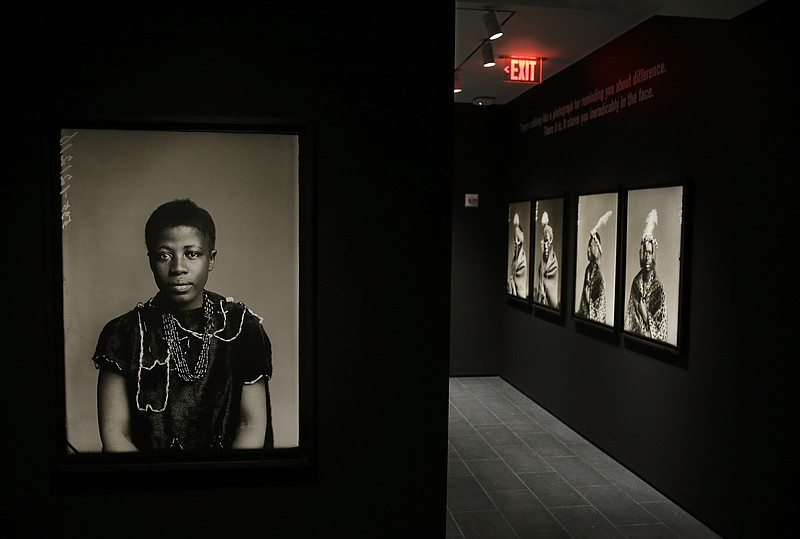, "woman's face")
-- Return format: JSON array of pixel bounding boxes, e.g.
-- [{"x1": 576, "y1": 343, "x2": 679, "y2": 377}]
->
[
  {"x1": 148, "y1": 226, "x2": 216, "y2": 310},
  {"x1": 542, "y1": 228, "x2": 553, "y2": 260},
  {"x1": 639, "y1": 240, "x2": 655, "y2": 272}
]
